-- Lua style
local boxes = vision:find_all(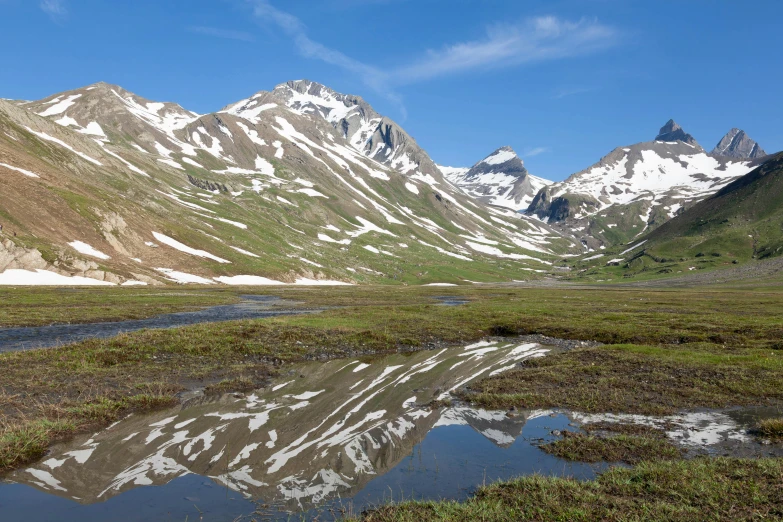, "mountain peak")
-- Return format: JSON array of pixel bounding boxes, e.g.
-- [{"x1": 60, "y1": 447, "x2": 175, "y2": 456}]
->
[
  {"x1": 275, "y1": 79, "x2": 365, "y2": 104},
  {"x1": 444, "y1": 145, "x2": 551, "y2": 211},
  {"x1": 479, "y1": 146, "x2": 522, "y2": 167},
  {"x1": 277, "y1": 79, "x2": 332, "y2": 95},
  {"x1": 711, "y1": 128, "x2": 767, "y2": 159},
  {"x1": 655, "y1": 119, "x2": 699, "y2": 146},
  {"x1": 658, "y1": 119, "x2": 681, "y2": 135}
]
